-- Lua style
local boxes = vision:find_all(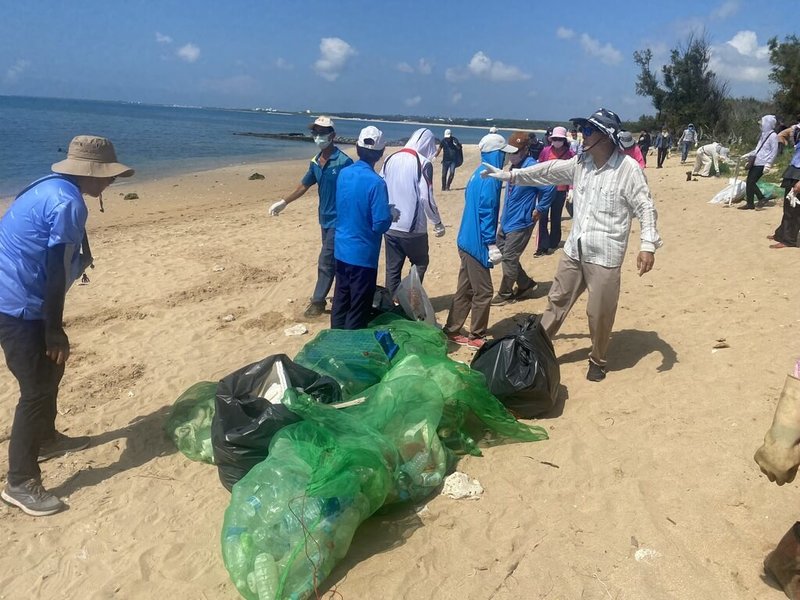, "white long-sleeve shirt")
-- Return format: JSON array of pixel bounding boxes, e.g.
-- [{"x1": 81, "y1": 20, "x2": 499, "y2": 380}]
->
[{"x1": 510, "y1": 152, "x2": 662, "y2": 268}]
